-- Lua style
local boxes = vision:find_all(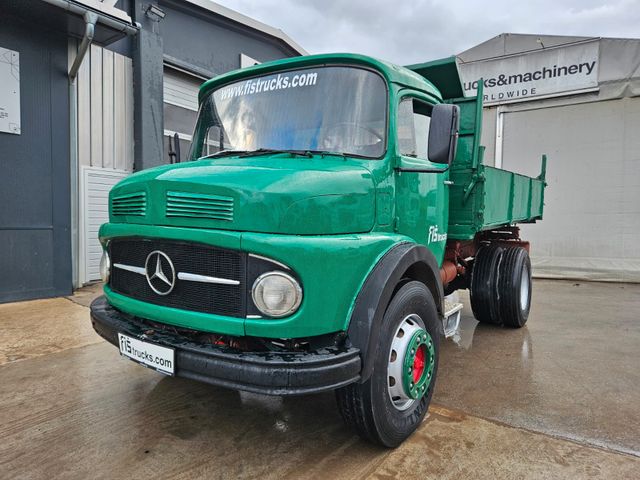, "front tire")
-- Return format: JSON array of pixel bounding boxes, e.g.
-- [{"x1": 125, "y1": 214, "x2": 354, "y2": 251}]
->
[{"x1": 336, "y1": 281, "x2": 440, "y2": 447}]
